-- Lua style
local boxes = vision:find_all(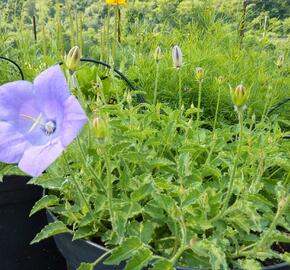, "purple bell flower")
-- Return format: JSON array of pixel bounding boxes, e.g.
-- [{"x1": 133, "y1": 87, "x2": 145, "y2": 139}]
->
[{"x1": 0, "y1": 65, "x2": 87, "y2": 177}]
